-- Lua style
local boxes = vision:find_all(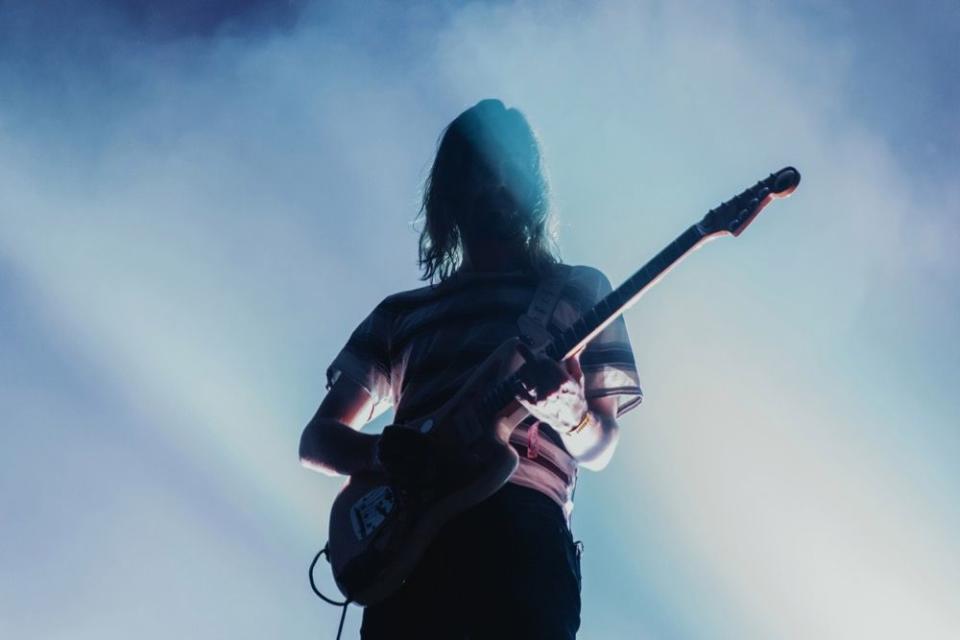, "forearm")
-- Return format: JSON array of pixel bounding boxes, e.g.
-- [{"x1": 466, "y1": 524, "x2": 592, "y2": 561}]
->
[
  {"x1": 557, "y1": 400, "x2": 620, "y2": 471},
  {"x1": 299, "y1": 417, "x2": 381, "y2": 477}
]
